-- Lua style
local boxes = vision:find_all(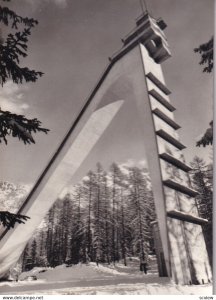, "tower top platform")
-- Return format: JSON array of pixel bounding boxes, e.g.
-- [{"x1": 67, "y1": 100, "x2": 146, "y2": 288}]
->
[
  {"x1": 136, "y1": 12, "x2": 167, "y2": 30},
  {"x1": 110, "y1": 11, "x2": 171, "y2": 64}
]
